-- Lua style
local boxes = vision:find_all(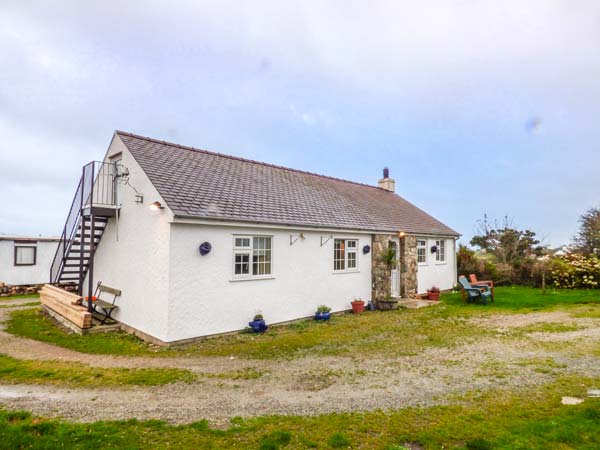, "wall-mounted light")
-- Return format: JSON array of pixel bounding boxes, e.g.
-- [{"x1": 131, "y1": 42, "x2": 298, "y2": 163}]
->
[
  {"x1": 398, "y1": 231, "x2": 406, "y2": 238},
  {"x1": 149, "y1": 201, "x2": 164, "y2": 211}
]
